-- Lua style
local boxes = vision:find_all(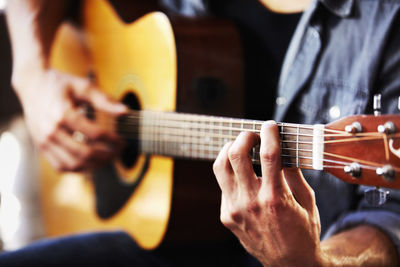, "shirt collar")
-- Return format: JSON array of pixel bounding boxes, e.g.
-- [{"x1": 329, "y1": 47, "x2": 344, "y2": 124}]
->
[{"x1": 318, "y1": 0, "x2": 354, "y2": 17}]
